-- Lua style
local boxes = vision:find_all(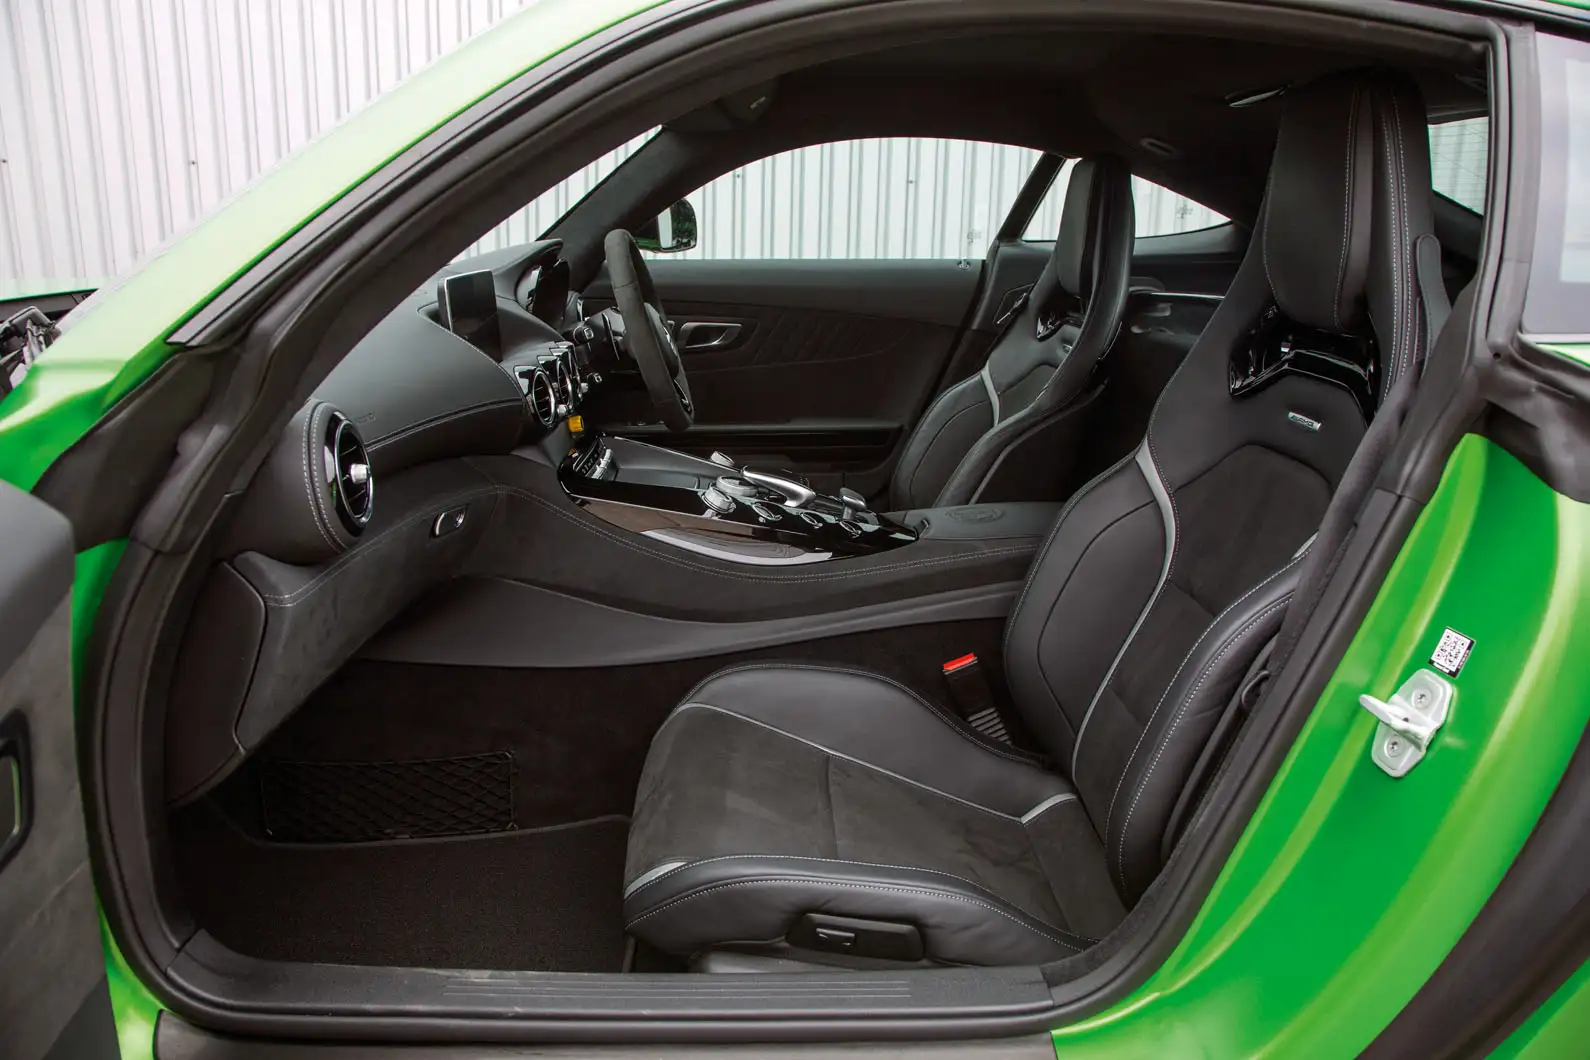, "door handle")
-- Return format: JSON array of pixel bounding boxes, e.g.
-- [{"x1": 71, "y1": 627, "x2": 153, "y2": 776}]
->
[{"x1": 678, "y1": 322, "x2": 743, "y2": 351}]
